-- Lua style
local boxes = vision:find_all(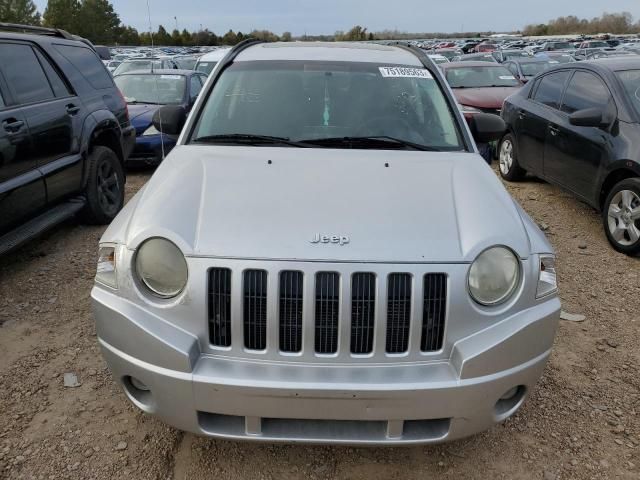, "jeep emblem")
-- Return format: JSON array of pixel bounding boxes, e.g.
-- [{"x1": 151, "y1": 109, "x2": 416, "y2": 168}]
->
[{"x1": 310, "y1": 234, "x2": 350, "y2": 246}]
